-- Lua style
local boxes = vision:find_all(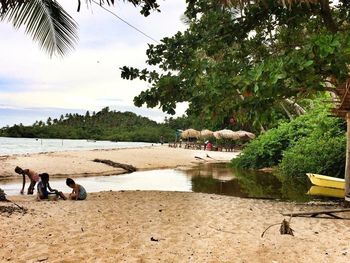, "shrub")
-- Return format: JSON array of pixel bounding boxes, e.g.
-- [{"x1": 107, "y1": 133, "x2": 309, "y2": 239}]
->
[
  {"x1": 231, "y1": 126, "x2": 290, "y2": 169},
  {"x1": 231, "y1": 101, "x2": 346, "y2": 173},
  {"x1": 278, "y1": 134, "x2": 346, "y2": 180}
]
